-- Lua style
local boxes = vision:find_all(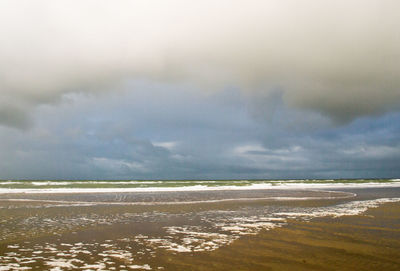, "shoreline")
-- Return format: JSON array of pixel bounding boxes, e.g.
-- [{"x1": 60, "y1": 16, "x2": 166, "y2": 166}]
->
[
  {"x1": 1, "y1": 188, "x2": 399, "y2": 270},
  {"x1": 0, "y1": 190, "x2": 357, "y2": 207}
]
